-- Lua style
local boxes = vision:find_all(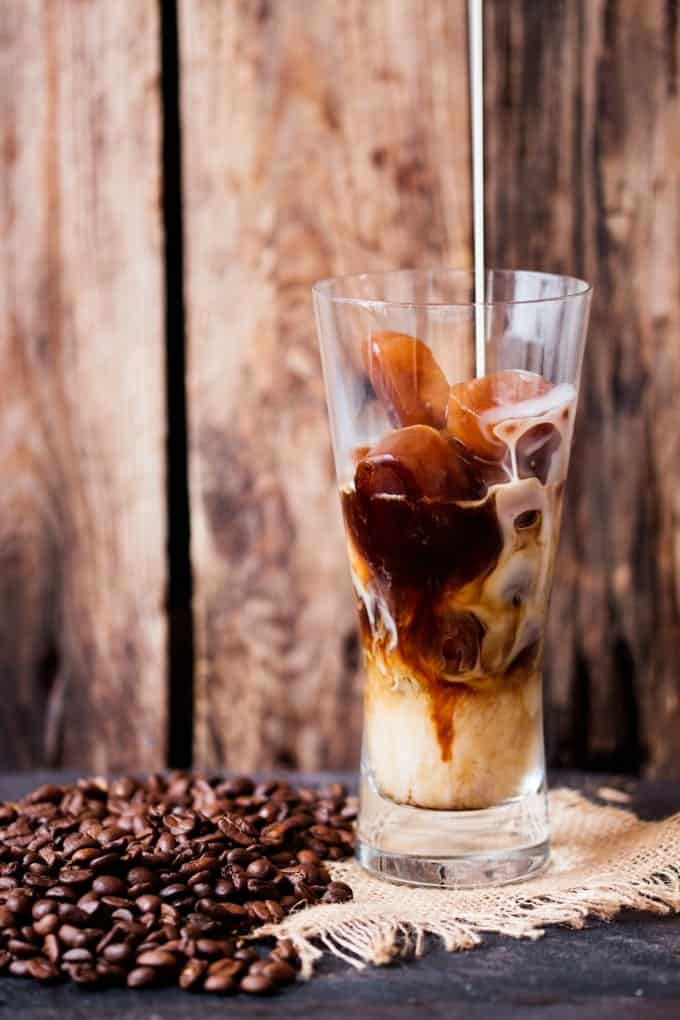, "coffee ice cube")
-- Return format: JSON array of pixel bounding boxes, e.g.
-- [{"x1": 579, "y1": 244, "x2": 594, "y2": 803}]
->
[
  {"x1": 363, "y1": 331, "x2": 449, "y2": 429},
  {"x1": 446, "y1": 370, "x2": 552, "y2": 460},
  {"x1": 355, "y1": 425, "x2": 482, "y2": 501}
]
